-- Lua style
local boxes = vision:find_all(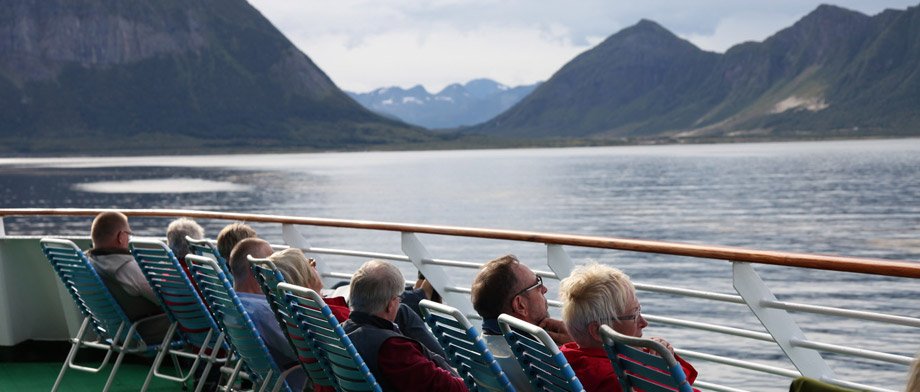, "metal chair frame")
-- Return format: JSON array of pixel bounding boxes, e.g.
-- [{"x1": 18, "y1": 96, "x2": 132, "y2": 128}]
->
[
  {"x1": 130, "y1": 239, "x2": 231, "y2": 392},
  {"x1": 600, "y1": 325, "x2": 693, "y2": 392},
  {"x1": 41, "y1": 238, "x2": 178, "y2": 392},
  {"x1": 249, "y1": 256, "x2": 337, "y2": 390},
  {"x1": 498, "y1": 314, "x2": 585, "y2": 392},
  {"x1": 277, "y1": 282, "x2": 381, "y2": 392},
  {"x1": 186, "y1": 254, "x2": 297, "y2": 392},
  {"x1": 419, "y1": 299, "x2": 515, "y2": 392}
]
